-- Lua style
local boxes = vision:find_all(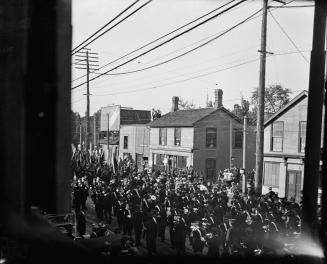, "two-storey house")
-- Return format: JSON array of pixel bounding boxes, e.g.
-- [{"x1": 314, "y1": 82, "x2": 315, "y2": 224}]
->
[
  {"x1": 263, "y1": 91, "x2": 312, "y2": 201},
  {"x1": 148, "y1": 90, "x2": 256, "y2": 179}
]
